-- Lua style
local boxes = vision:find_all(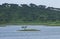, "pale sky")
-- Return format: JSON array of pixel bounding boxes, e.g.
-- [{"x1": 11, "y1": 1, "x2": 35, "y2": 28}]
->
[{"x1": 0, "y1": 0, "x2": 60, "y2": 8}]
